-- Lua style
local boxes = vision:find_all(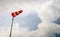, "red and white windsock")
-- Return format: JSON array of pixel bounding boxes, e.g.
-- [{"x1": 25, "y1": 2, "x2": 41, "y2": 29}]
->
[{"x1": 11, "y1": 10, "x2": 23, "y2": 17}]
